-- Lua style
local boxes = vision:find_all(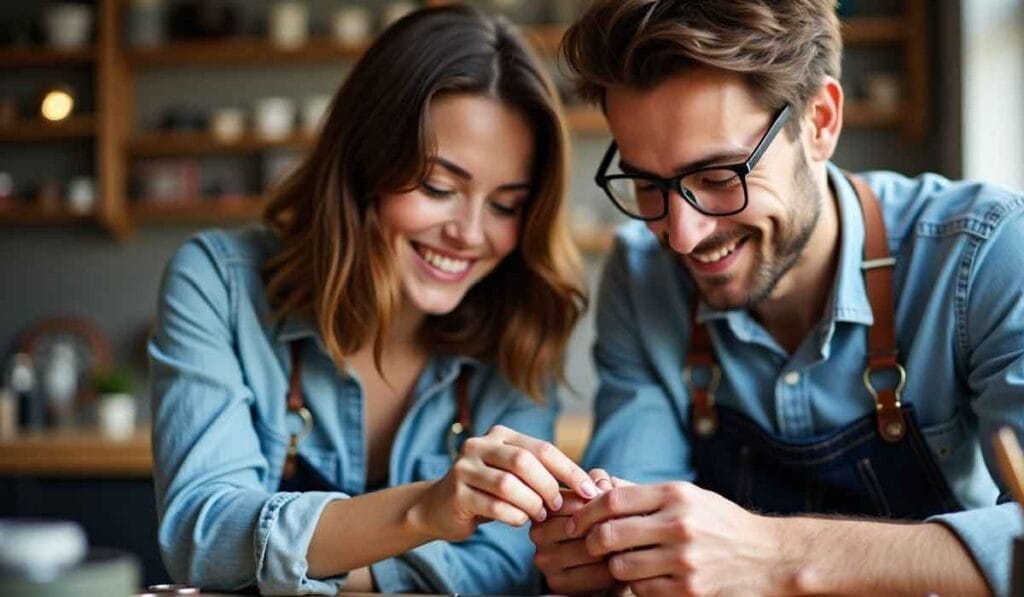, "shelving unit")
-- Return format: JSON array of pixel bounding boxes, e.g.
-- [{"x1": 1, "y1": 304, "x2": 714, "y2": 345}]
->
[{"x1": 0, "y1": 0, "x2": 930, "y2": 248}]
